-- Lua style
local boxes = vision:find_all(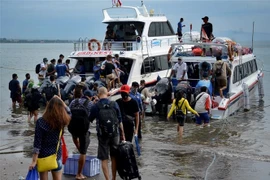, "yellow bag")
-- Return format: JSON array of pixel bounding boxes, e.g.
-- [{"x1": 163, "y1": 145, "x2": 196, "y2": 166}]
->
[{"x1": 37, "y1": 129, "x2": 62, "y2": 172}]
